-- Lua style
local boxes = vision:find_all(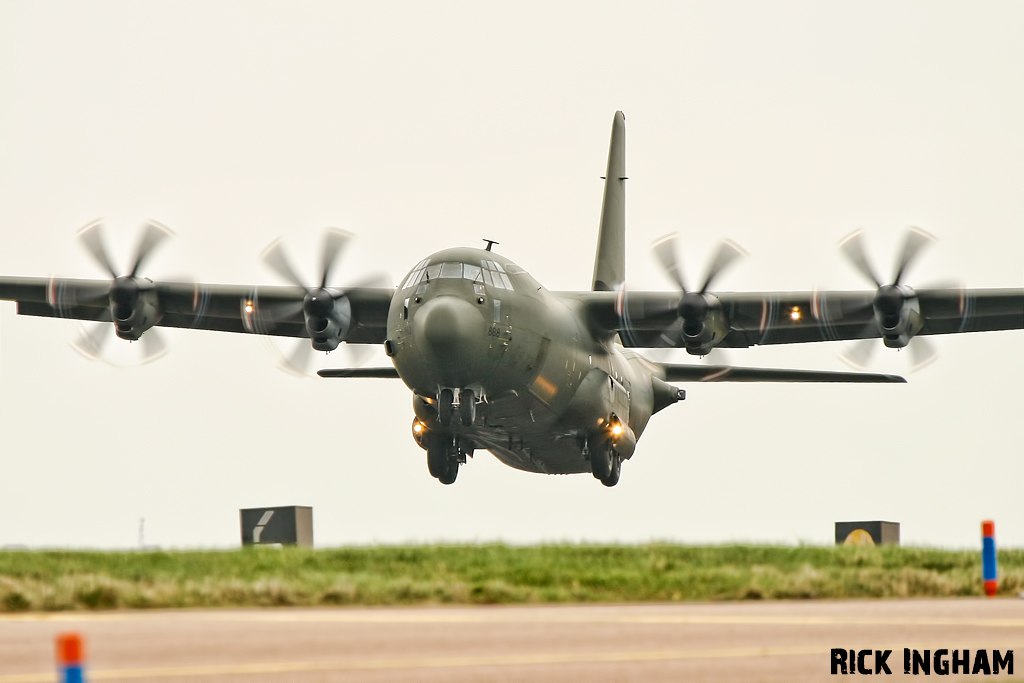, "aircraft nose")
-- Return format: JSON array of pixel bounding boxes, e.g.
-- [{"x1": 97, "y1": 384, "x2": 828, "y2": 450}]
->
[{"x1": 414, "y1": 295, "x2": 488, "y2": 384}]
